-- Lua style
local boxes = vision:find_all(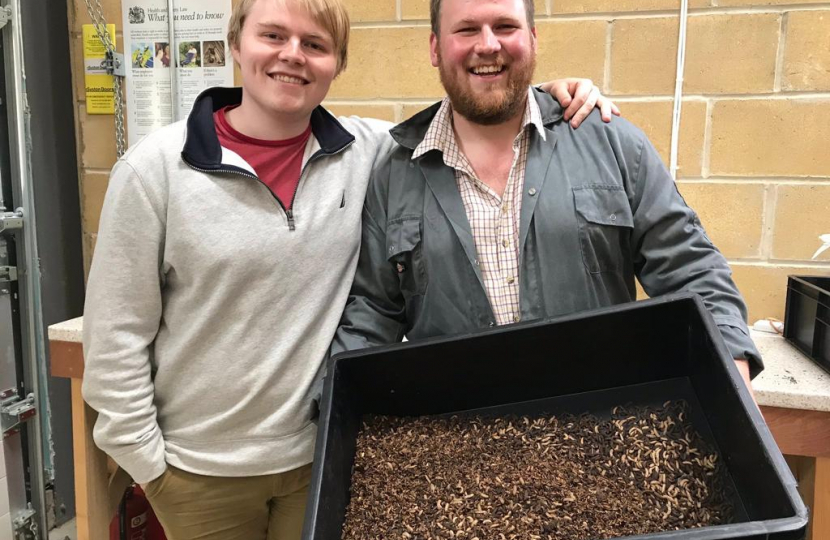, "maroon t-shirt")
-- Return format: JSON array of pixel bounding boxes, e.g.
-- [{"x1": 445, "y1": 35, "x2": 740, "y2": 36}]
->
[{"x1": 213, "y1": 106, "x2": 312, "y2": 210}]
